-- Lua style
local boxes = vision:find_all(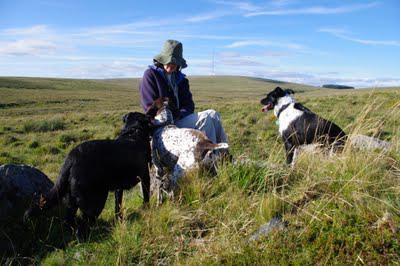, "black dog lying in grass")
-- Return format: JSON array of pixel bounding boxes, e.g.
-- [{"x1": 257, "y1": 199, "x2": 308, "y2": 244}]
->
[
  {"x1": 261, "y1": 87, "x2": 347, "y2": 164},
  {"x1": 24, "y1": 112, "x2": 152, "y2": 239}
]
